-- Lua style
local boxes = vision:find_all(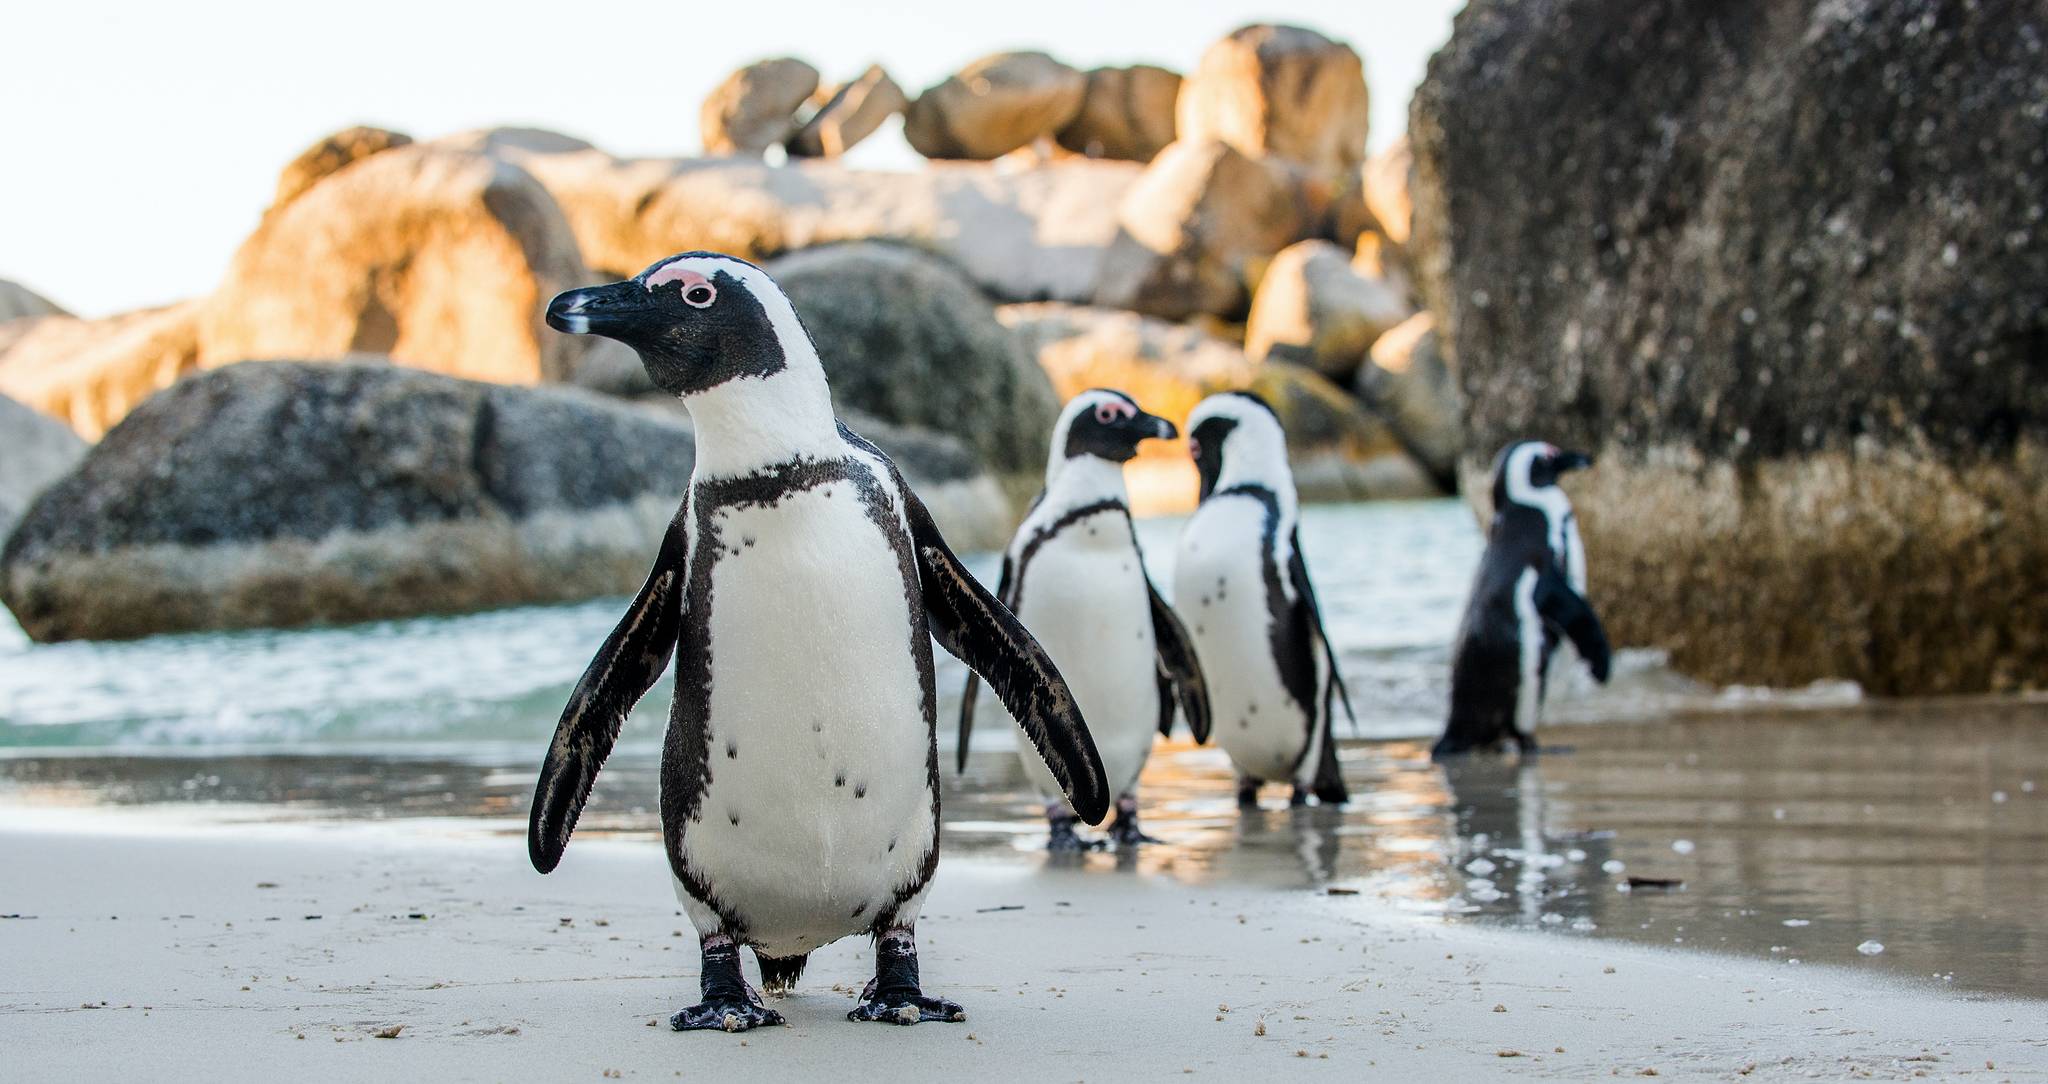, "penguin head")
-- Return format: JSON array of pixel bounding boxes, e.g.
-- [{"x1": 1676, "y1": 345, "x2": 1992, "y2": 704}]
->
[
  {"x1": 1047, "y1": 389, "x2": 1177, "y2": 477},
  {"x1": 1492, "y1": 440, "x2": 1594, "y2": 510},
  {"x1": 545, "y1": 252, "x2": 816, "y2": 398},
  {"x1": 1185, "y1": 391, "x2": 1290, "y2": 500}
]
